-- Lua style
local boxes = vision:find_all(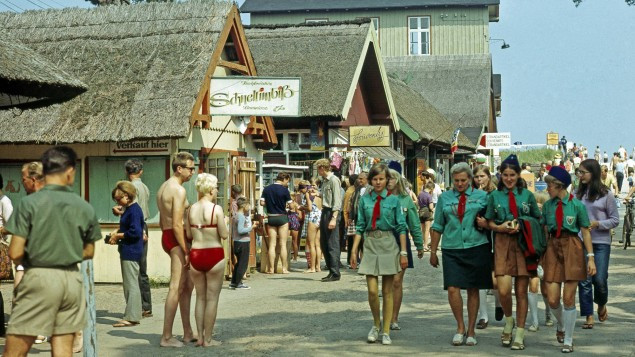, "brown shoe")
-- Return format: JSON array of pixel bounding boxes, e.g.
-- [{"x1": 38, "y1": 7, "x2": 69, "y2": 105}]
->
[
  {"x1": 142, "y1": 310, "x2": 153, "y2": 318},
  {"x1": 476, "y1": 319, "x2": 488, "y2": 329}
]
